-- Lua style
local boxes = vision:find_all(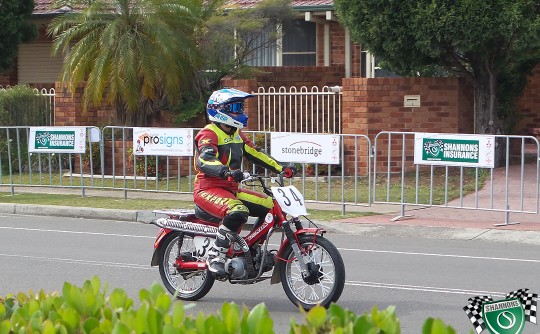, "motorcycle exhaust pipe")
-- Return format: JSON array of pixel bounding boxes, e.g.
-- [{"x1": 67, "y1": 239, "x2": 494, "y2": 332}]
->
[{"x1": 152, "y1": 218, "x2": 218, "y2": 237}]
